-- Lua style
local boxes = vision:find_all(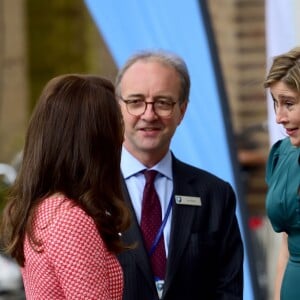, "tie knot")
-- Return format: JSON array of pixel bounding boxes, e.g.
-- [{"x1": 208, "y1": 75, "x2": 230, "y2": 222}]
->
[{"x1": 144, "y1": 170, "x2": 158, "y2": 184}]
